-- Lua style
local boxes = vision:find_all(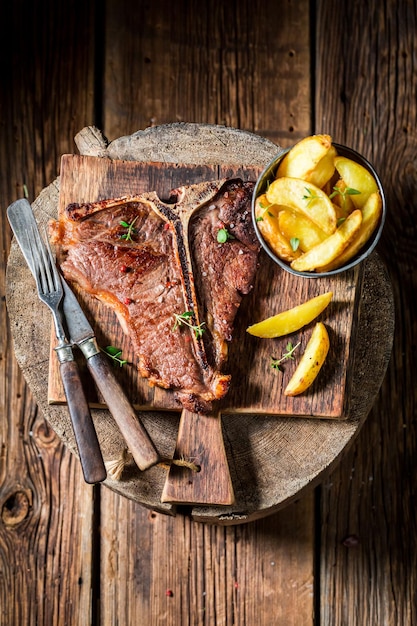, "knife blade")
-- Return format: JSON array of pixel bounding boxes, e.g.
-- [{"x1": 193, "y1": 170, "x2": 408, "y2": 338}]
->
[
  {"x1": 8, "y1": 198, "x2": 160, "y2": 472},
  {"x1": 7, "y1": 198, "x2": 107, "y2": 484}
]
